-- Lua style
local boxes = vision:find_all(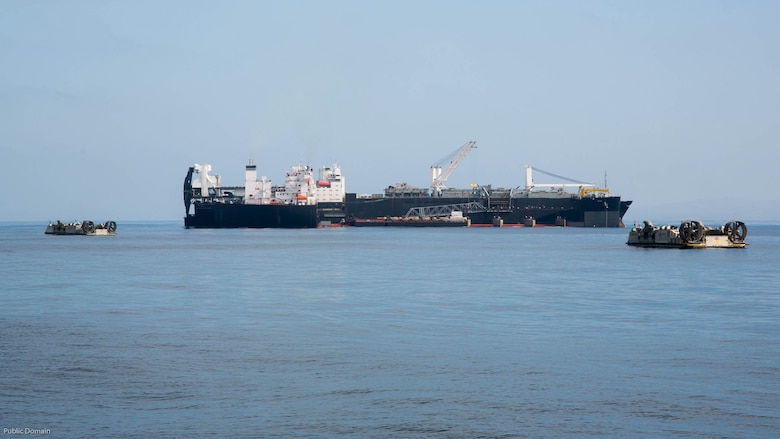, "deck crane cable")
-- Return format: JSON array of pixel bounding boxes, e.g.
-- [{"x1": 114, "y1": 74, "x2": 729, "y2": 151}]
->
[
  {"x1": 530, "y1": 167, "x2": 592, "y2": 185},
  {"x1": 432, "y1": 141, "x2": 476, "y2": 168}
]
